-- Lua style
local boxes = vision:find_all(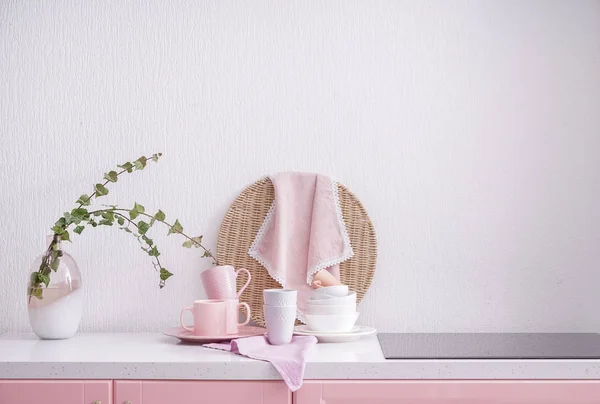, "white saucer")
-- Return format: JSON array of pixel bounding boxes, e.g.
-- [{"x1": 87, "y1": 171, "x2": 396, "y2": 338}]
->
[{"x1": 293, "y1": 325, "x2": 376, "y2": 343}]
